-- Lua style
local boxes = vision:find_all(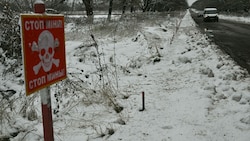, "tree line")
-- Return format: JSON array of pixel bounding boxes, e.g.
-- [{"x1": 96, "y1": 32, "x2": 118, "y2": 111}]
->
[
  {"x1": 81, "y1": 0, "x2": 188, "y2": 21},
  {"x1": 0, "y1": 0, "x2": 188, "y2": 75},
  {"x1": 0, "y1": 0, "x2": 188, "y2": 14}
]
